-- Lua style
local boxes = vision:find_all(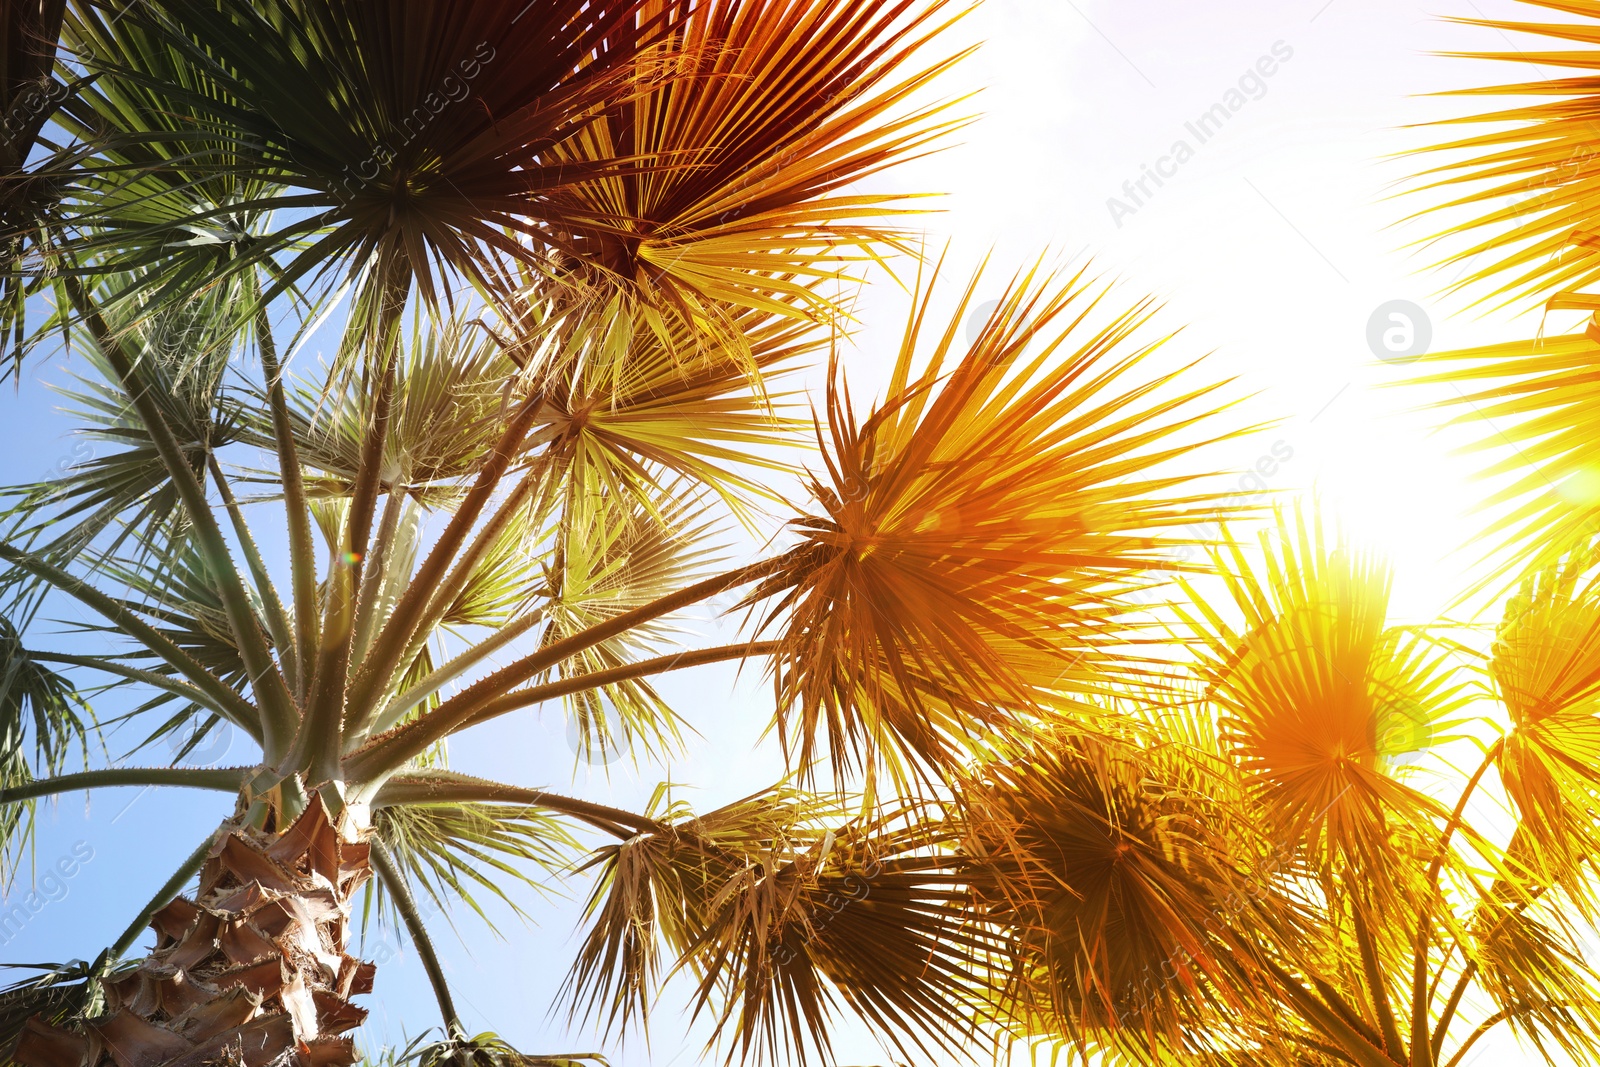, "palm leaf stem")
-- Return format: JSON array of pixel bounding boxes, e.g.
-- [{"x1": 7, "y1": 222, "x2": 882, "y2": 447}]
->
[
  {"x1": 361, "y1": 613, "x2": 545, "y2": 742},
  {"x1": 350, "y1": 490, "x2": 405, "y2": 666},
  {"x1": 0, "y1": 544, "x2": 262, "y2": 739},
  {"x1": 0, "y1": 765, "x2": 250, "y2": 805},
  {"x1": 59, "y1": 276, "x2": 295, "y2": 756},
  {"x1": 1431, "y1": 961, "x2": 1478, "y2": 1063},
  {"x1": 307, "y1": 318, "x2": 406, "y2": 784},
  {"x1": 29, "y1": 651, "x2": 255, "y2": 726},
  {"x1": 1409, "y1": 740, "x2": 1504, "y2": 1066},
  {"x1": 369, "y1": 837, "x2": 463, "y2": 1037},
  {"x1": 253, "y1": 289, "x2": 319, "y2": 705},
  {"x1": 371, "y1": 775, "x2": 657, "y2": 838},
  {"x1": 343, "y1": 395, "x2": 547, "y2": 726},
  {"x1": 1269, "y1": 960, "x2": 1405, "y2": 1067},
  {"x1": 344, "y1": 556, "x2": 793, "y2": 780},
  {"x1": 461, "y1": 641, "x2": 780, "y2": 730},
  {"x1": 208, "y1": 457, "x2": 295, "y2": 683},
  {"x1": 1441, "y1": 1008, "x2": 1511, "y2": 1067},
  {"x1": 1356, "y1": 905, "x2": 1408, "y2": 1058}
]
